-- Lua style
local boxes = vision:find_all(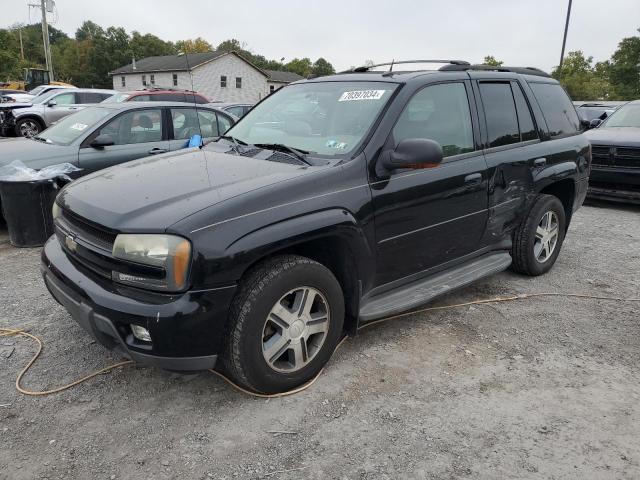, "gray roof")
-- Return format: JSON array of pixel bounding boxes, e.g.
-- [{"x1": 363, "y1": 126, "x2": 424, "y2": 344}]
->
[
  {"x1": 265, "y1": 70, "x2": 304, "y2": 83},
  {"x1": 110, "y1": 51, "x2": 304, "y2": 85},
  {"x1": 110, "y1": 51, "x2": 228, "y2": 75}
]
